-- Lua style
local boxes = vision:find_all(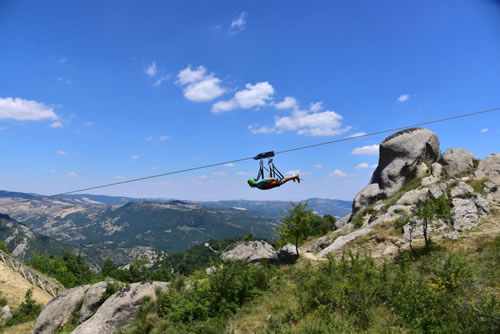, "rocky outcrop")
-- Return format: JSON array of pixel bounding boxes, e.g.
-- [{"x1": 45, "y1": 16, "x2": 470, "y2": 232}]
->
[
  {"x1": 353, "y1": 128, "x2": 439, "y2": 213},
  {"x1": 428, "y1": 183, "x2": 447, "y2": 200},
  {"x1": 78, "y1": 282, "x2": 108, "y2": 323},
  {"x1": 450, "y1": 181, "x2": 474, "y2": 198},
  {"x1": 1, "y1": 305, "x2": 12, "y2": 321},
  {"x1": 441, "y1": 149, "x2": 474, "y2": 177},
  {"x1": 451, "y1": 198, "x2": 479, "y2": 231},
  {"x1": 306, "y1": 236, "x2": 333, "y2": 252},
  {"x1": 221, "y1": 241, "x2": 278, "y2": 263},
  {"x1": 396, "y1": 188, "x2": 429, "y2": 206},
  {"x1": 72, "y1": 282, "x2": 168, "y2": 334},
  {"x1": 318, "y1": 228, "x2": 373, "y2": 257},
  {"x1": 32, "y1": 285, "x2": 89, "y2": 334},
  {"x1": 278, "y1": 243, "x2": 299, "y2": 260}
]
